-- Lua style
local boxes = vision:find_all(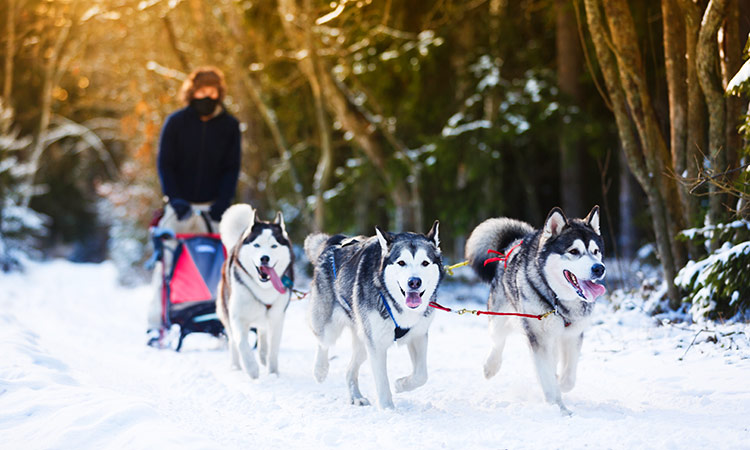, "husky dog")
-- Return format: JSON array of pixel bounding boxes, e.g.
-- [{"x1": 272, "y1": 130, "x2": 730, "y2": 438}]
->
[
  {"x1": 217, "y1": 204, "x2": 293, "y2": 378},
  {"x1": 304, "y1": 222, "x2": 443, "y2": 409},
  {"x1": 465, "y1": 206, "x2": 606, "y2": 414}
]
